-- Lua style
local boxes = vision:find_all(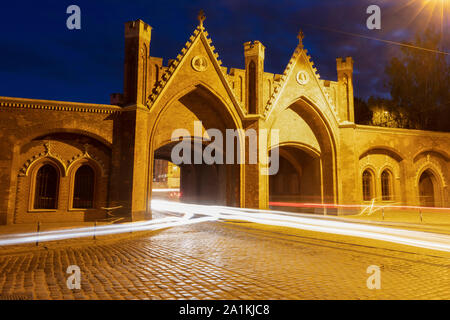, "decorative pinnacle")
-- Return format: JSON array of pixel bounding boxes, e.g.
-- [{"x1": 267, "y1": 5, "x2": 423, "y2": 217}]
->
[
  {"x1": 198, "y1": 9, "x2": 206, "y2": 28},
  {"x1": 297, "y1": 29, "x2": 305, "y2": 45},
  {"x1": 44, "y1": 141, "x2": 51, "y2": 154},
  {"x1": 83, "y1": 143, "x2": 90, "y2": 155}
]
